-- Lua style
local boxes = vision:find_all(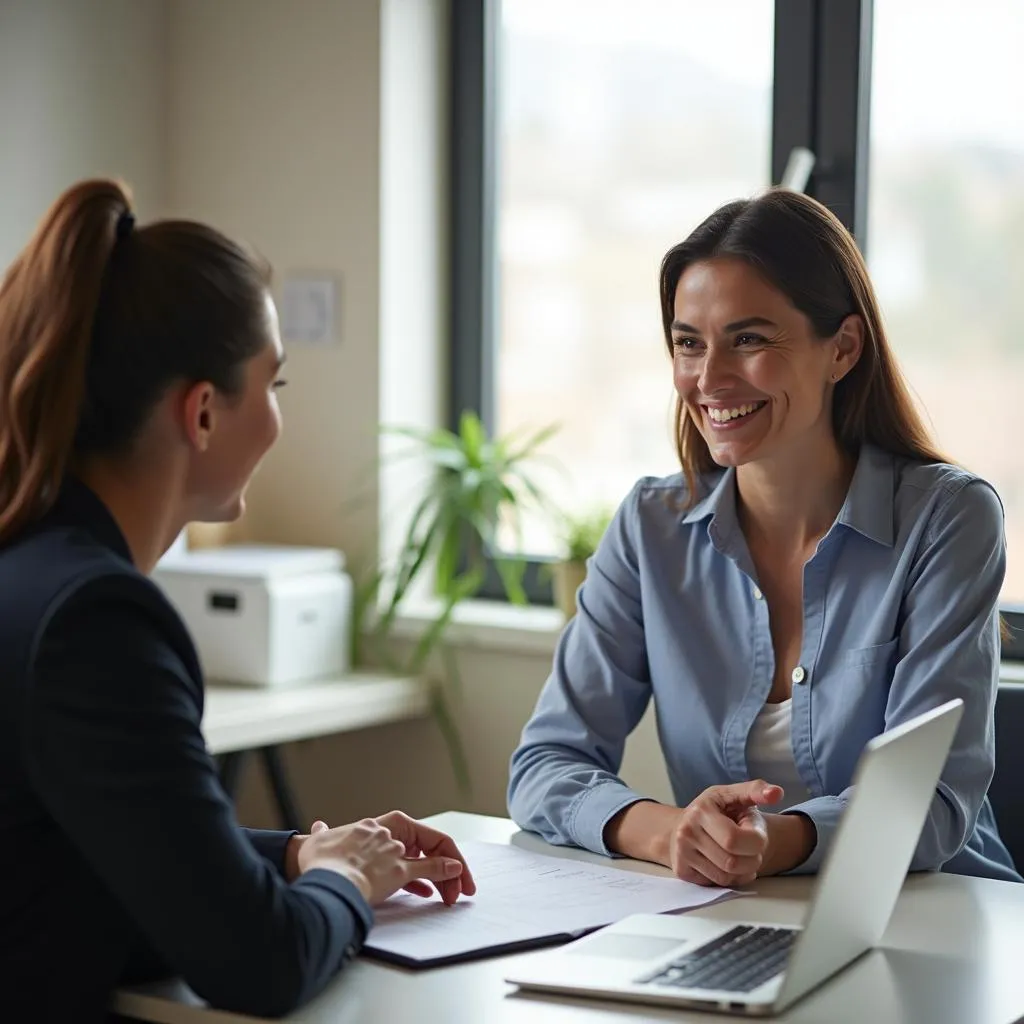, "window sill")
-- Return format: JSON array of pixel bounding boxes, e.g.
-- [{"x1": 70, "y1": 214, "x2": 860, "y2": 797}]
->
[{"x1": 388, "y1": 598, "x2": 565, "y2": 656}]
